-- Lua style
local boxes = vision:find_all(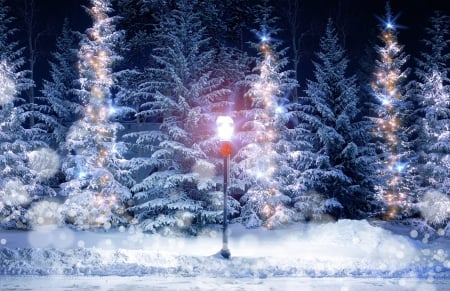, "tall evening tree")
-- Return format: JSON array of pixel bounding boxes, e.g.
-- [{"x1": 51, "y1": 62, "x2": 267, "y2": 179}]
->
[
  {"x1": 414, "y1": 12, "x2": 450, "y2": 227},
  {"x1": 296, "y1": 19, "x2": 378, "y2": 219},
  {"x1": 128, "y1": 0, "x2": 238, "y2": 234},
  {"x1": 235, "y1": 0, "x2": 298, "y2": 228},
  {"x1": 0, "y1": 0, "x2": 55, "y2": 229},
  {"x1": 59, "y1": 0, "x2": 131, "y2": 230},
  {"x1": 40, "y1": 19, "x2": 82, "y2": 147},
  {"x1": 370, "y1": 3, "x2": 411, "y2": 220}
]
